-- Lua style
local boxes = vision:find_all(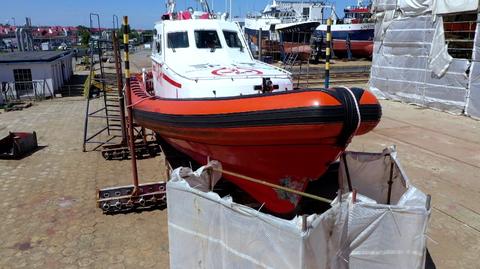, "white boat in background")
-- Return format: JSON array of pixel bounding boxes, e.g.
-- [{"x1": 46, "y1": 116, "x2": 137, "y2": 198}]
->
[
  {"x1": 244, "y1": 0, "x2": 324, "y2": 61},
  {"x1": 244, "y1": 0, "x2": 325, "y2": 40},
  {"x1": 244, "y1": 0, "x2": 375, "y2": 58}
]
